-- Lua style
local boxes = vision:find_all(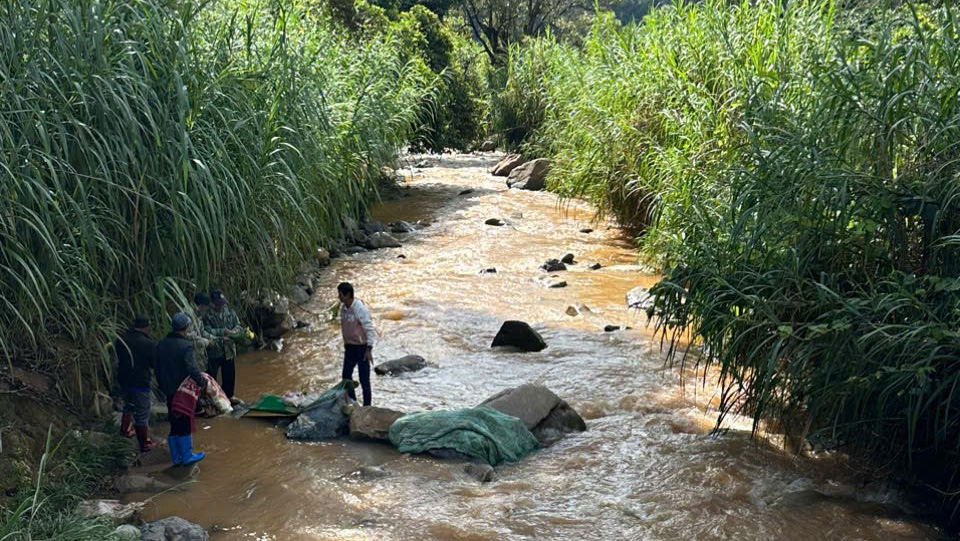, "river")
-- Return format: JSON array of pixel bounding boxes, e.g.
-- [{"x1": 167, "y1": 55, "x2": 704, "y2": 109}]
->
[{"x1": 125, "y1": 154, "x2": 944, "y2": 540}]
